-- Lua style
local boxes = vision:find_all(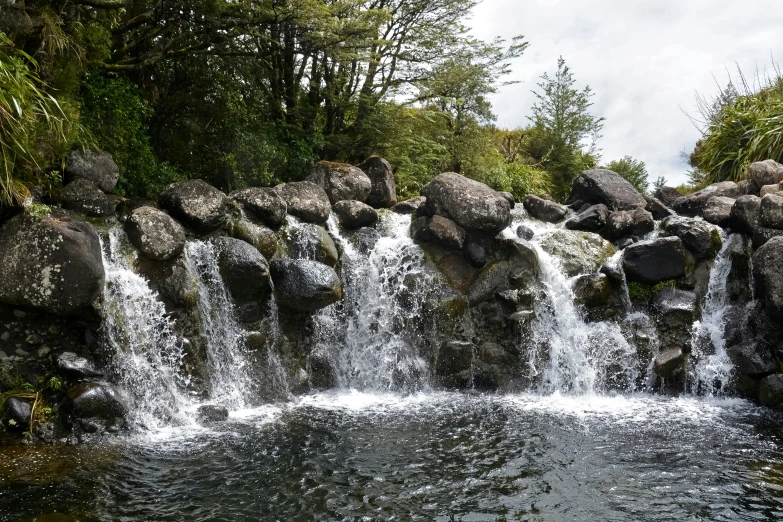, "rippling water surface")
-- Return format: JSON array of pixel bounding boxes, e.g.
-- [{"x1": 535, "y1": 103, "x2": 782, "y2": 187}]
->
[{"x1": 2, "y1": 392, "x2": 783, "y2": 521}]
